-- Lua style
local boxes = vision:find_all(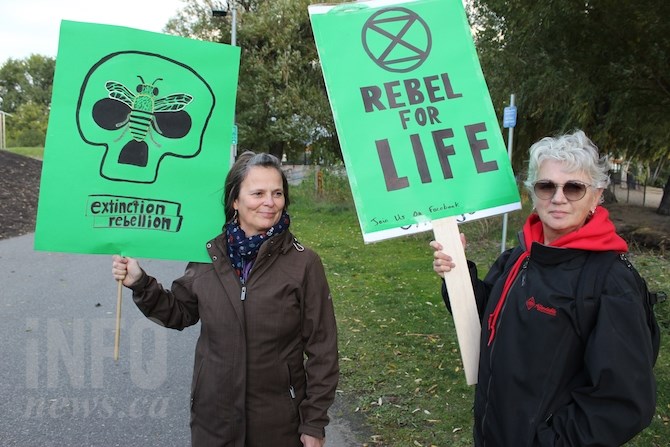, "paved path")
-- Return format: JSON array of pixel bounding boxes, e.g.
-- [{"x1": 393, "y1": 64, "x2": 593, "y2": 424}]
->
[
  {"x1": 0, "y1": 233, "x2": 364, "y2": 446},
  {"x1": 612, "y1": 184, "x2": 662, "y2": 208}
]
